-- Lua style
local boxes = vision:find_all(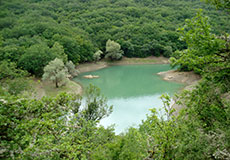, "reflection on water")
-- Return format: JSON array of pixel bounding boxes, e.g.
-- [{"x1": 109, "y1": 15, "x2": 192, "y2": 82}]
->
[
  {"x1": 100, "y1": 95, "x2": 164, "y2": 134},
  {"x1": 73, "y1": 64, "x2": 183, "y2": 134}
]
